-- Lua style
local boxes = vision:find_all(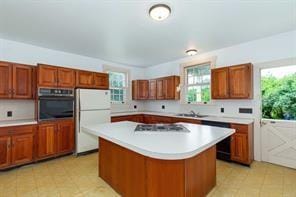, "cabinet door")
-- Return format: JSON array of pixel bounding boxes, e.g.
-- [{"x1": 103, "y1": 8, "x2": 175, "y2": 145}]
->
[
  {"x1": 37, "y1": 123, "x2": 56, "y2": 158},
  {"x1": 0, "y1": 62, "x2": 12, "y2": 98},
  {"x1": 148, "y1": 80, "x2": 156, "y2": 100},
  {"x1": 211, "y1": 67, "x2": 229, "y2": 99},
  {"x1": 229, "y1": 63, "x2": 253, "y2": 99},
  {"x1": 94, "y1": 73, "x2": 109, "y2": 89},
  {"x1": 12, "y1": 64, "x2": 33, "y2": 99},
  {"x1": 231, "y1": 133, "x2": 248, "y2": 163},
  {"x1": 76, "y1": 70, "x2": 94, "y2": 88},
  {"x1": 163, "y1": 76, "x2": 176, "y2": 99},
  {"x1": 38, "y1": 65, "x2": 58, "y2": 87},
  {"x1": 58, "y1": 68, "x2": 75, "y2": 88},
  {"x1": 57, "y1": 120, "x2": 74, "y2": 154},
  {"x1": 11, "y1": 134, "x2": 34, "y2": 165},
  {"x1": 0, "y1": 136, "x2": 11, "y2": 168},
  {"x1": 156, "y1": 79, "x2": 165, "y2": 100},
  {"x1": 132, "y1": 80, "x2": 149, "y2": 100}
]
